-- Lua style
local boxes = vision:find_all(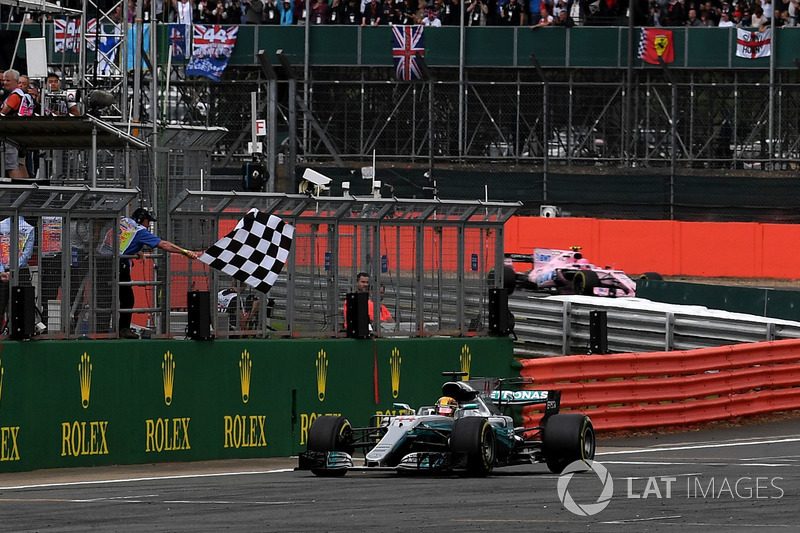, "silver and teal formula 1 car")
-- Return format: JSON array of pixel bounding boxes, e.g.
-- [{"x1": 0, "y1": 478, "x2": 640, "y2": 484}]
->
[{"x1": 298, "y1": 372, "x2": 595, "y2": 477}]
